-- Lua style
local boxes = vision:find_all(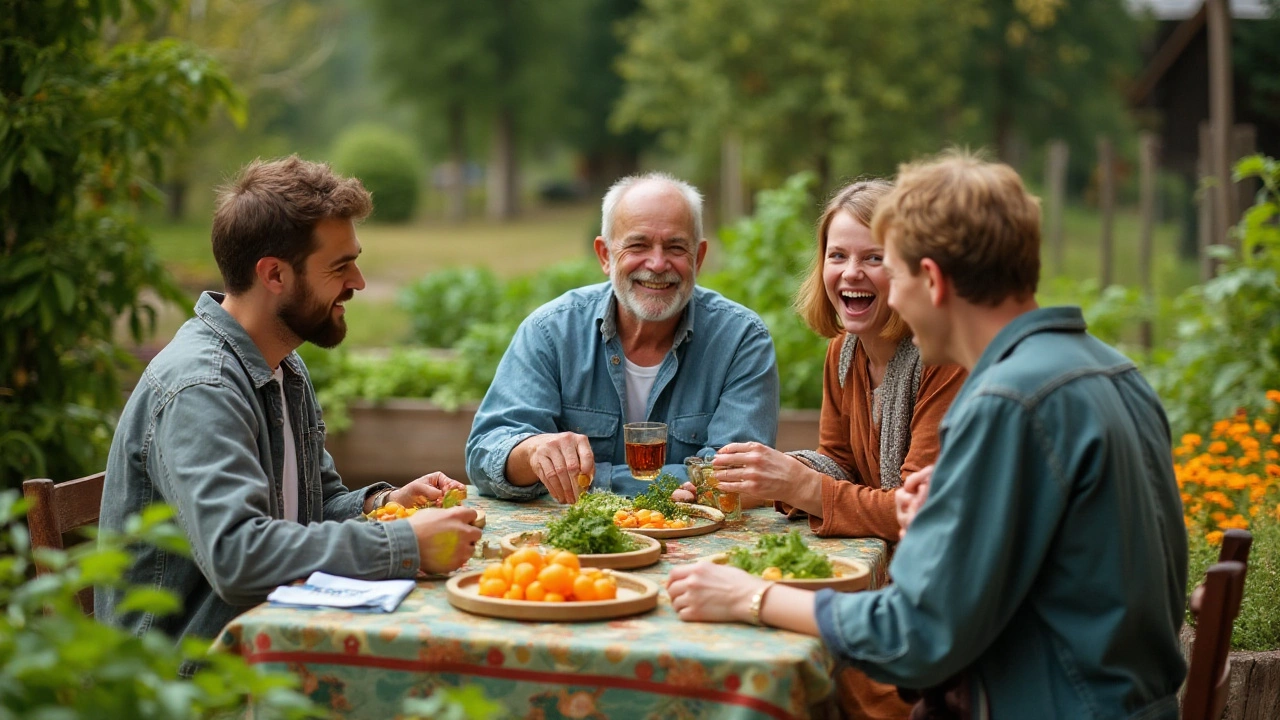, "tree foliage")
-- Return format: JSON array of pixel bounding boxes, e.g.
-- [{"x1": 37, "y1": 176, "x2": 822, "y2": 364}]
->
[
  {"x1": 0, "y1": 0, "x2": 240, "y2": 489},
  {"x1": 613, "y1": 0, "x2": 975, "y2": 188}
]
